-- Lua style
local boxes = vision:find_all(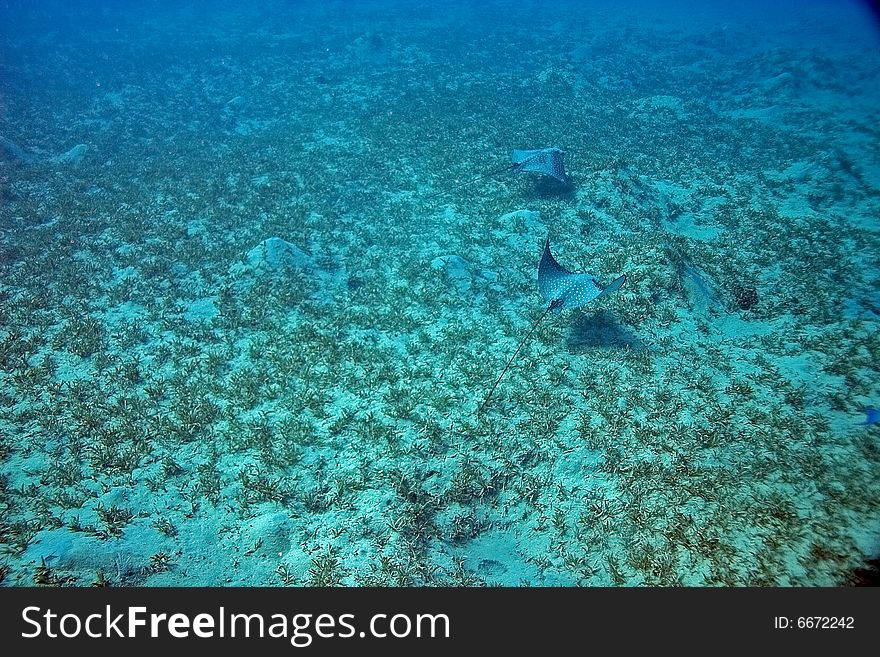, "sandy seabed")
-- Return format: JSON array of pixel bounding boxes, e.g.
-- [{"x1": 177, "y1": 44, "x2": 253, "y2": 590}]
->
[{"x1": 1, "y1": 1, "x2": 878, "y2": 586}]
